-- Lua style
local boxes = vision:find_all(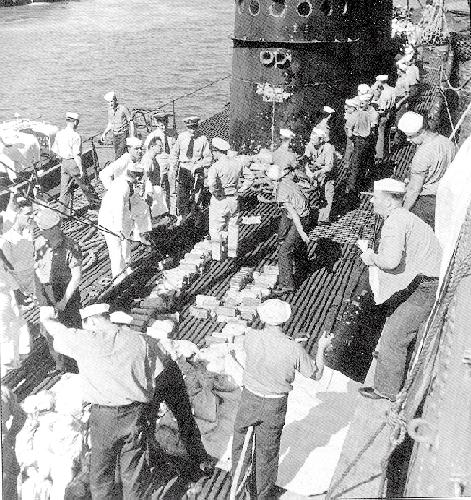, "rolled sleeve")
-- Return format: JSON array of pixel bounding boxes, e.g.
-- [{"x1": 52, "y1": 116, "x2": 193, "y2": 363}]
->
[{"x1": 66, "y1": 242, "x2": 83, "y2": 269}]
